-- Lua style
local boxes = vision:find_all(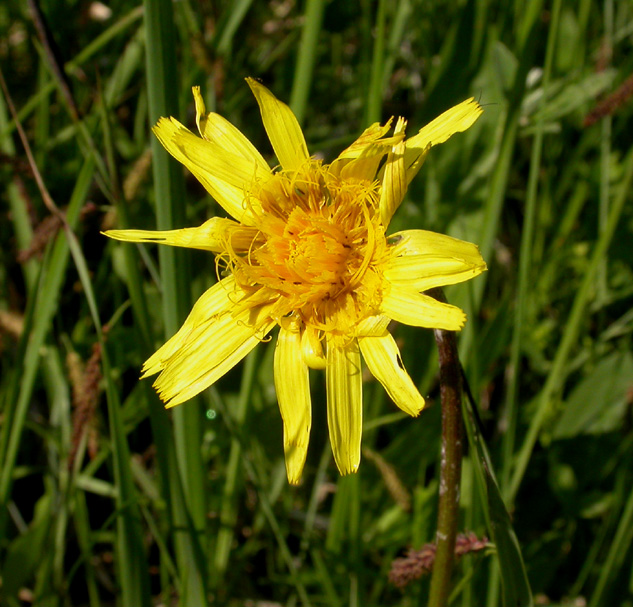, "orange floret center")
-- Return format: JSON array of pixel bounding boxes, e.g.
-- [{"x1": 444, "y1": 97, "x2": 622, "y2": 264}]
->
[{"x1": 220, "y1": 162, "x2": 389, "y2": 334}]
